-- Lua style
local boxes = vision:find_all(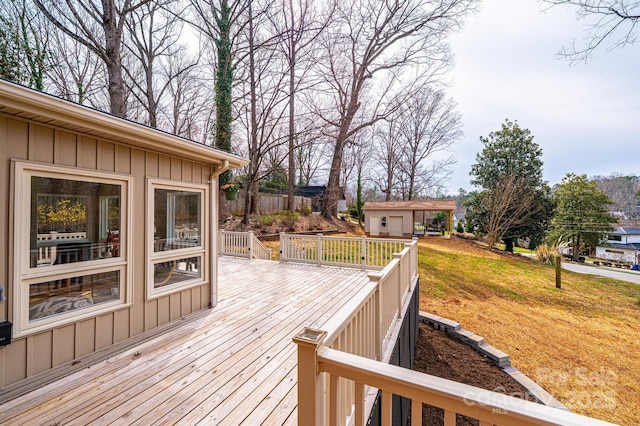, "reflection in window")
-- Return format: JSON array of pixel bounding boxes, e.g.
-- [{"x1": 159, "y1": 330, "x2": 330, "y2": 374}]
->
[
  {"x1": 32, "y1": 176, "x2": 121, "y2": 267},
  {"x1": 153, "y1": 257, "x2": 201, "y2": 288},
  {"x1": 29, "y1": 270, "x2": 120, "y2": 321},
  {"x1": 154, "y1": 189, "x2": 201, "y2": 252}
]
